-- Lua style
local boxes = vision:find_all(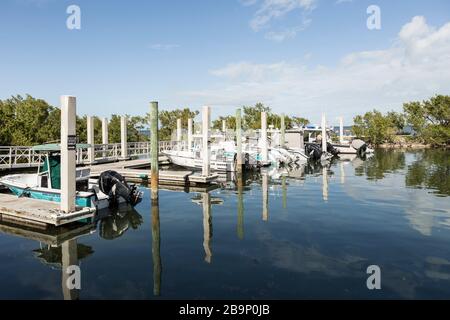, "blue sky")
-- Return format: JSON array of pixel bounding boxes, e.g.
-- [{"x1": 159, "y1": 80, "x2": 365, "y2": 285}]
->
[{"x1": 1, "y1": 0, "x2": 449, "y2": 124}]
